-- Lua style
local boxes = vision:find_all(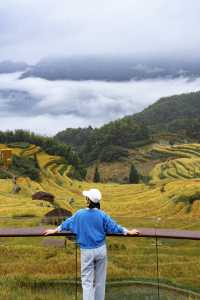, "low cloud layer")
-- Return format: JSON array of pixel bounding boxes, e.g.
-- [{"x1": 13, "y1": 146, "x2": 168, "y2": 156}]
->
[{"x1": 0, "y1": 72, "x2": 200, "y2": 135}]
